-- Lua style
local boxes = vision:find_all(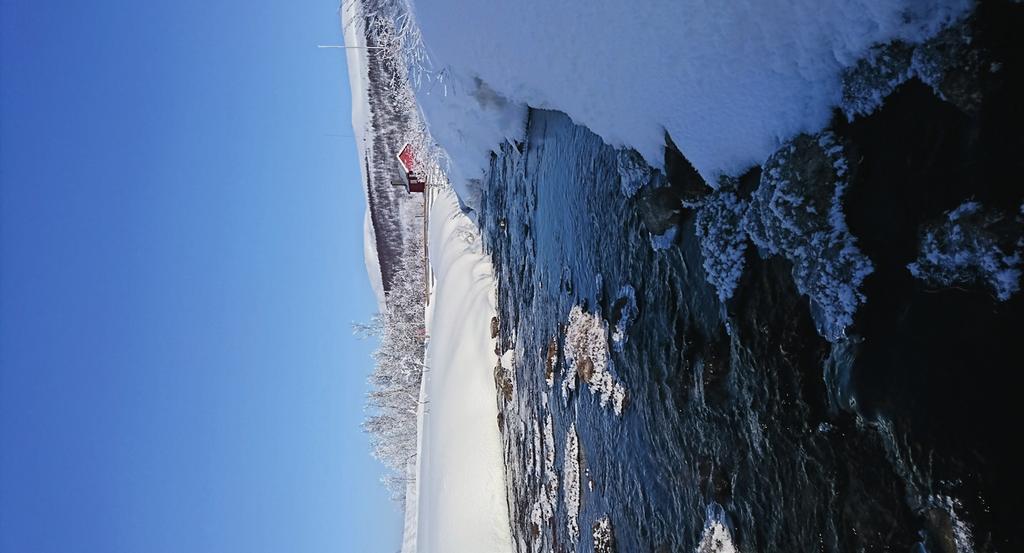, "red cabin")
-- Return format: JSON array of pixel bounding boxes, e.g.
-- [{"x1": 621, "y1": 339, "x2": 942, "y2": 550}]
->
[{"x1": 393, "y1": 143, "x2": 426, "y2": 193}]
